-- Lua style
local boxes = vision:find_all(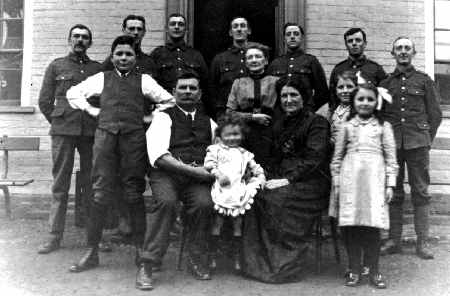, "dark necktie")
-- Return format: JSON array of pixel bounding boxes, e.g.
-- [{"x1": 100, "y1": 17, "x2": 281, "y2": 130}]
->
[{"x1": 187, "y1": 113, "x2": 193, "y2": 126}]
